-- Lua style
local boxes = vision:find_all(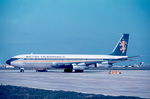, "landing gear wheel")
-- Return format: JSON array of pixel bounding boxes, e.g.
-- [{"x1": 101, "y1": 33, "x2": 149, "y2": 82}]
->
[
  {"x1": 64, "y1": 68, "x2": 73, "y2": 72},
  {"x1": 75, "y1": 70, "x2": 84, "y2": 72},
  {"x1": 20, "y1": 68, "x2": 24, "y2": 72}
]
